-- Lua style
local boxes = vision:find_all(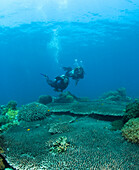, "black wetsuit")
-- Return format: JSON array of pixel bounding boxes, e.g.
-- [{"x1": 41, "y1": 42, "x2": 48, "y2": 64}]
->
[
  {"x1": 63, "y1": 66, "x2": 84, "y2": 85},
  {"x1": 46, "y1": 75, "x2": 69, "y2": 92}
]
